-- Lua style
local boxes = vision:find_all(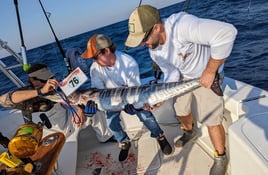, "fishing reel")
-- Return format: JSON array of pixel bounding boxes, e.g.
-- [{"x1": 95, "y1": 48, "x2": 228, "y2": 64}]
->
[{"x1": 0, "y1": 113, "x2": 52, "y2": 174}]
